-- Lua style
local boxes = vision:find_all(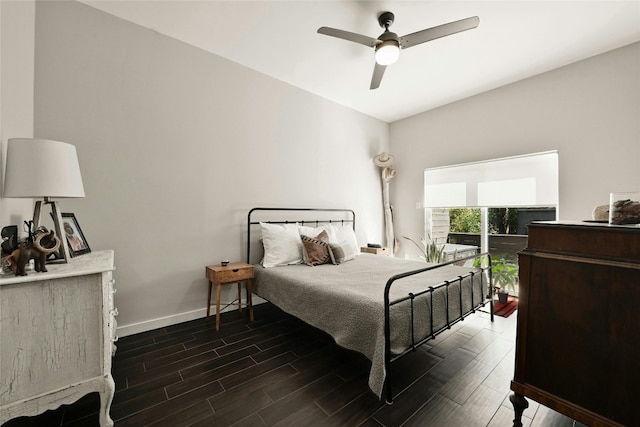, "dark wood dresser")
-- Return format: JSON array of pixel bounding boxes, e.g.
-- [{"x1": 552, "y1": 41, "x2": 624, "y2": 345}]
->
[{"x1": 511, "y1": 221, "x2": 640, "y2": 427}]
